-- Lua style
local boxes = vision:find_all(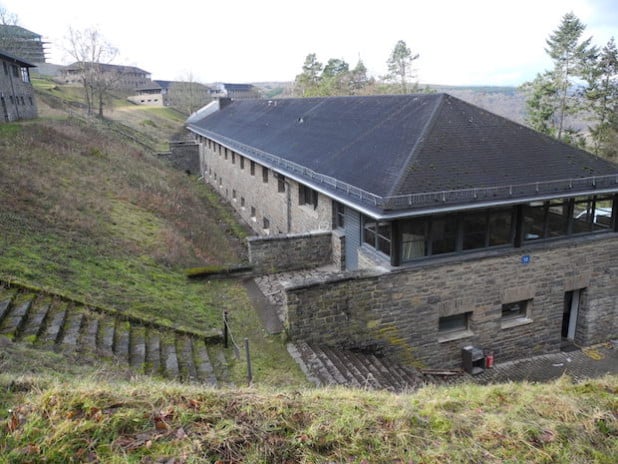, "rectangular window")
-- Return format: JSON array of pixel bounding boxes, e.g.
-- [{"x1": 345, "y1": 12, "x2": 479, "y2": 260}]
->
[
  {"x1": 401, "y1": 218, "x2": 427, "y2": 261},
  {"x1": 299, "y1": 185, "x2": 318, "y2": 209},
  {"x1": 277, "y1": 175, "x2": 285, "y2": 193},
  {"x1": 224, "y1": 148, "x2": 228, "y2": 160},
  {"x1": 262, "y1": 166, "x2": 269, "y2": 183},
  {"x1": 501, "y1": 300, "x2": 530, "y2": 320},
  {"x1": 333, "y1": 201, "x2": 345, "y2": 229},
  {"x1": 250, "y1": 161, "x2": 255, "y2": 176},
  {"x1": 240, "y1": 156, "x2": 245, "y2": 170},
  {"x1": 232, "y1": 189, "x2": 237, "y2": 201},
  {"x1": 430, "y1": 216, "x2": 457, "y2": 255},
  {"x1": 241, "y1": 197, "x2": 245, "y2": 208},
  {"x1": 438, "y1": 312, "x2": 471, "y2": 334},
  {"x1": 488, "y1": 209, "x2": 513, "y2": 246},
  {"x1": 363, "y1": 217, "x2": 392, "y2": 256},
  {"x1": 462, "y1": 211, "x2": 488, "y2": 250},
  {"x1": 21, "y1": 67, "x2": 29, "y2": 83},
  {"x1": 231, "y1": 152, "x2": 235, "y2": 164},
  {"x1": 250, "y1": 206, "x2": 256, "y2": 219},
  {"x1": 263, "y1": 217, "x2": 270, "y2": 230}
]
